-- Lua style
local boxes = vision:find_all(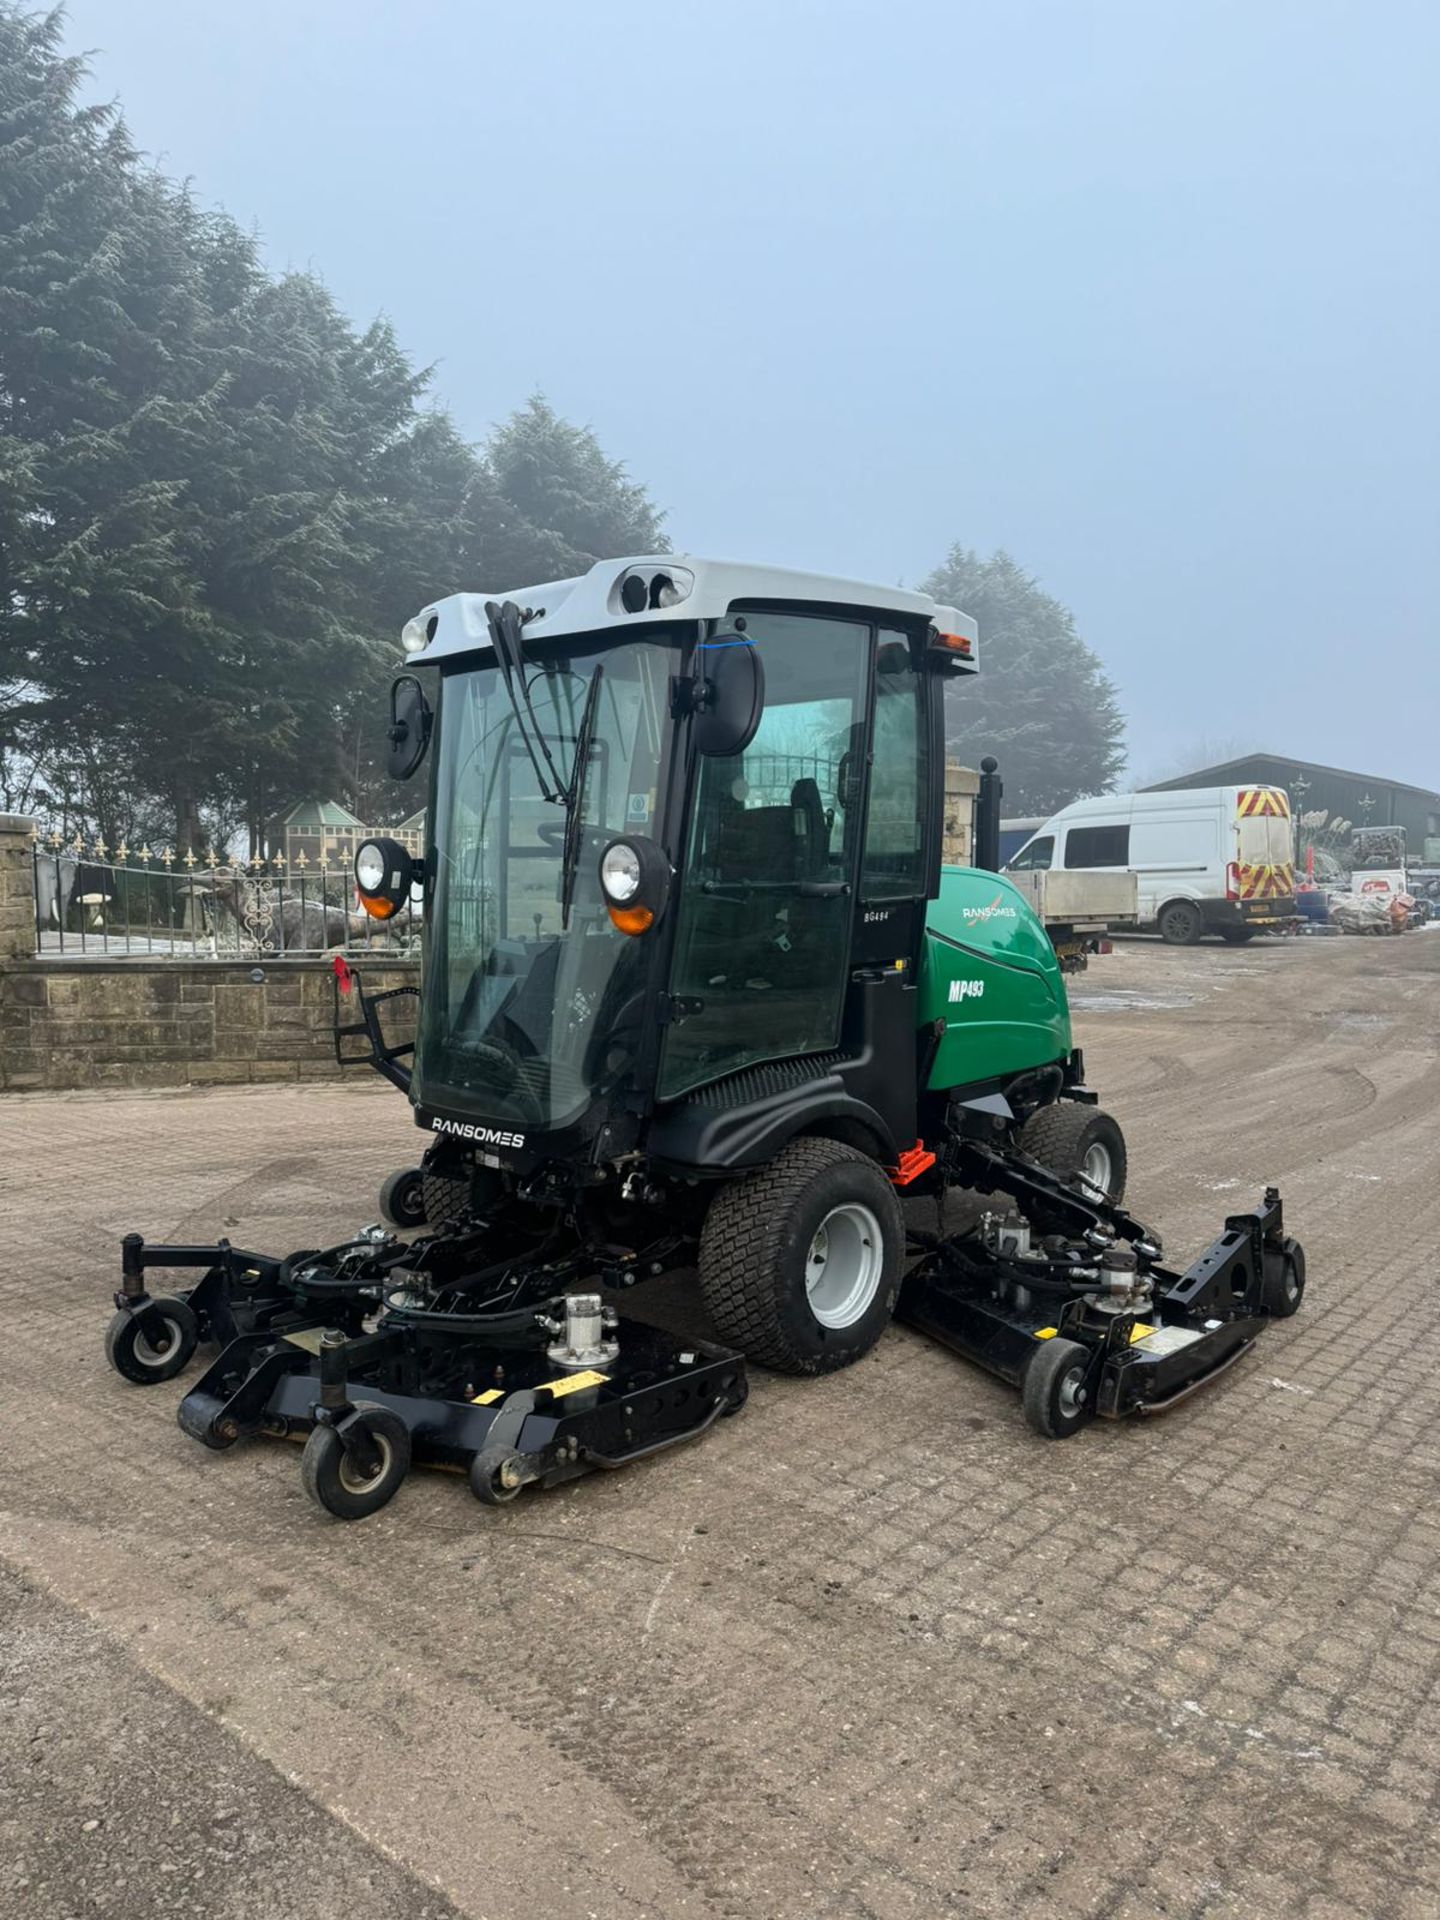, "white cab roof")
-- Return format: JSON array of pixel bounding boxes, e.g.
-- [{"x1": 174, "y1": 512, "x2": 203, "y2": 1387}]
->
[{"x1": 404, "y1": 554, "x2": 975, "y2": 664}]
